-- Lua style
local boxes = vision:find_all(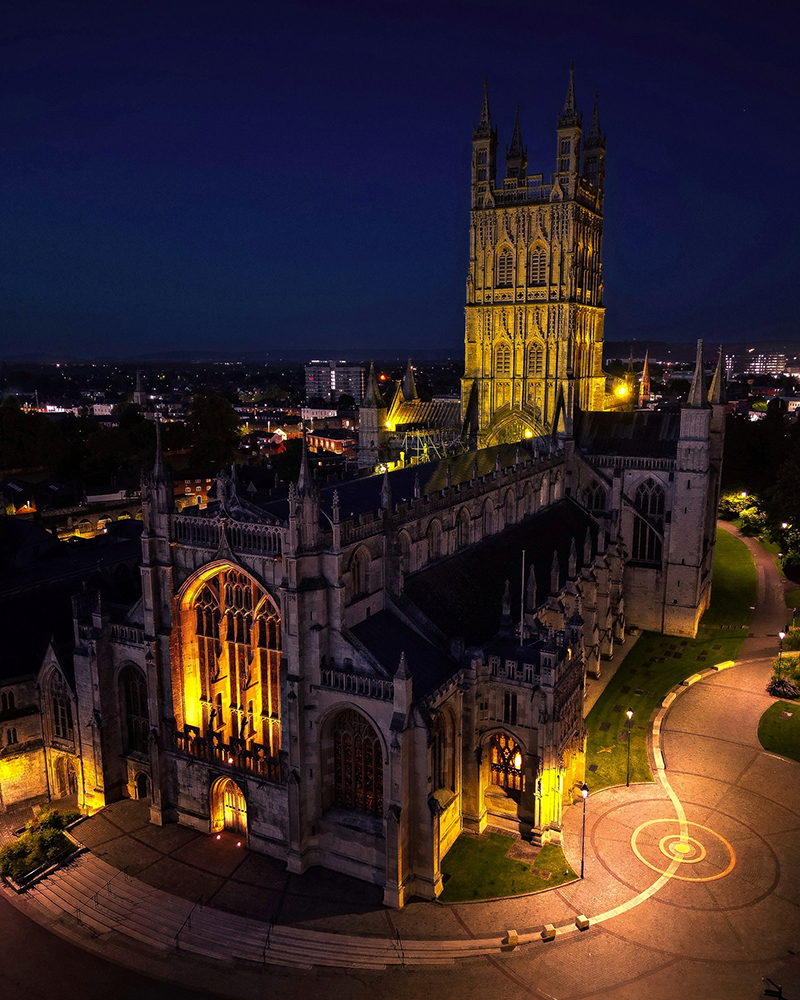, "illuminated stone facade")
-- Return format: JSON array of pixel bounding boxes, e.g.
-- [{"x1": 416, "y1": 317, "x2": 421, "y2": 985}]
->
[{"x1": 462, "y1": 75, "x2": 607, "y2": 447}]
